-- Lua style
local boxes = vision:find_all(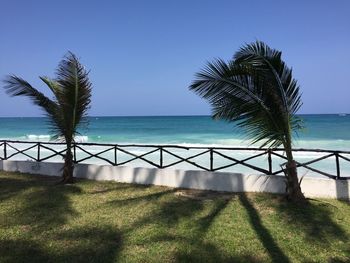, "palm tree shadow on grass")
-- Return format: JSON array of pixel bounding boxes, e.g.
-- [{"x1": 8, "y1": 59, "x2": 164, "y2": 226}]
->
[
  {"x1": 53, "y1": 225, "x2": 122, "y2": 262},
  {"x1": 107, "y1": 188, "x2": 177, "y2": 208},
  {"x1": 115, "y1": 190, "x2": 222, "y2": 232},
  {"x1": 115, "y1": 189, "x2": 262, "y2": 262},
  {"x1": 240, "y1": 192, "x2": 349, "y2": 262},
  {"x1": 266, "y1": 195, "x2": 347, "y2": 244},
  {"x1": 0, "y1": 175, "x2": 42, "y2": 202},
  {"x1": 87, "y1": 184, "x2": 139, "y2": 195},
  {"x1": 239, "y1": 194, "x2": 290, "y2": 263},
  {"x1": 173, "y1": 237, "x2": 259, "y2": 263},
  {"x1": 105, "y1": 182, "x2": 293, "y2": 262},
  {"x1": 0, "y1": 173, "x2": 122, "y2": 262},
  {"x1": 4, "y1": 174, "x2": 80, "y2": 230},
  {"x1": 0, "y1": 226, "x2": 122, "y2": 263},
  {"x1": 166, "y1": 197, "x2": 249, "y2": 263}
]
